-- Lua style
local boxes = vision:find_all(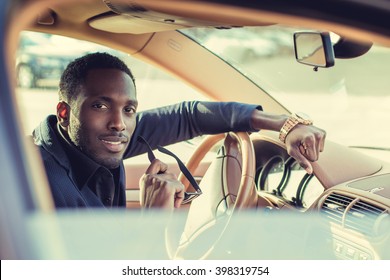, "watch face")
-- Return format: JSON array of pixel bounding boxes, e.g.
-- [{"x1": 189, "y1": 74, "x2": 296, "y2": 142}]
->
[{"x1": 295, "y1": 112, "x2": 312, "y2": 123}]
